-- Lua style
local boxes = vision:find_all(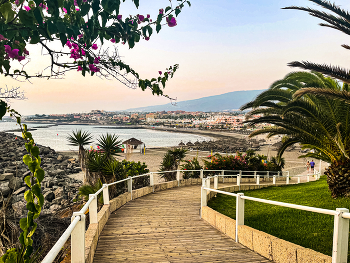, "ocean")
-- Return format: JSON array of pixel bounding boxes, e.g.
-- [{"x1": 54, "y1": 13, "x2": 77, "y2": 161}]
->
[{"x1": 0, "y1": 122, "x2": 210, "y2": 151}]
